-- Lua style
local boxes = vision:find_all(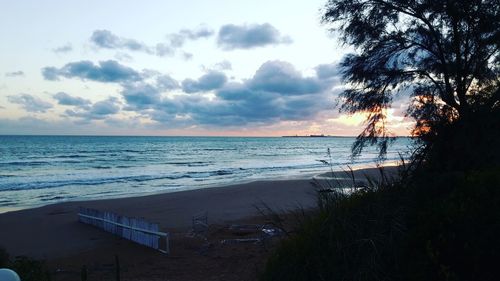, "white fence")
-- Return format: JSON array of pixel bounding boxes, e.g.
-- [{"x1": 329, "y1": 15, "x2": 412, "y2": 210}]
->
[{"x1": 78, "y1": 207, "x2": 169, "y2": 254}]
